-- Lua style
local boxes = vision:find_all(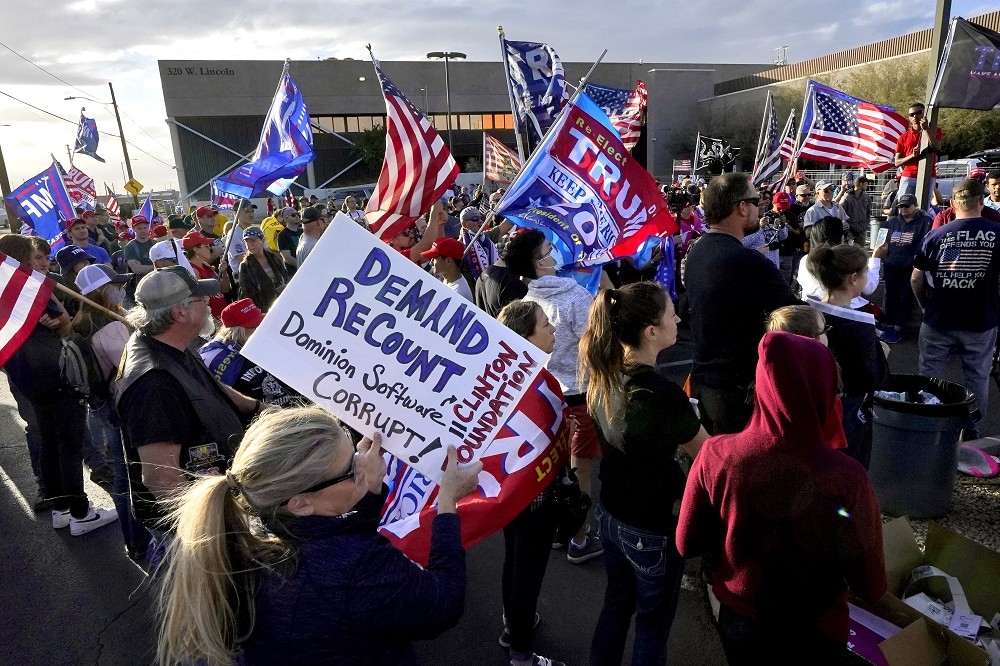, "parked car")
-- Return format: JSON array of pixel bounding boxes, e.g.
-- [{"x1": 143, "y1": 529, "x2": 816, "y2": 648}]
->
[{"x1": 935, "y1": 157, "x2": 986, "y2": 202}]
